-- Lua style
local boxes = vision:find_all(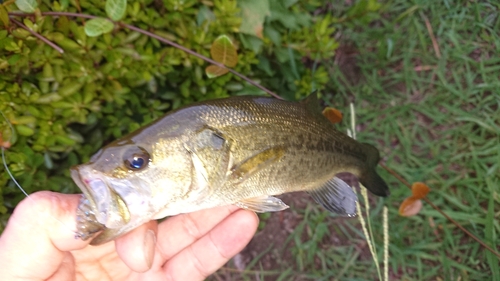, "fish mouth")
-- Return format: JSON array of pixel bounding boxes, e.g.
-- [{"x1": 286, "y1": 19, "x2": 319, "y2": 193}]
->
[{"x1": 70, "y1": 166, "x2": 131, "y2": 229}]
